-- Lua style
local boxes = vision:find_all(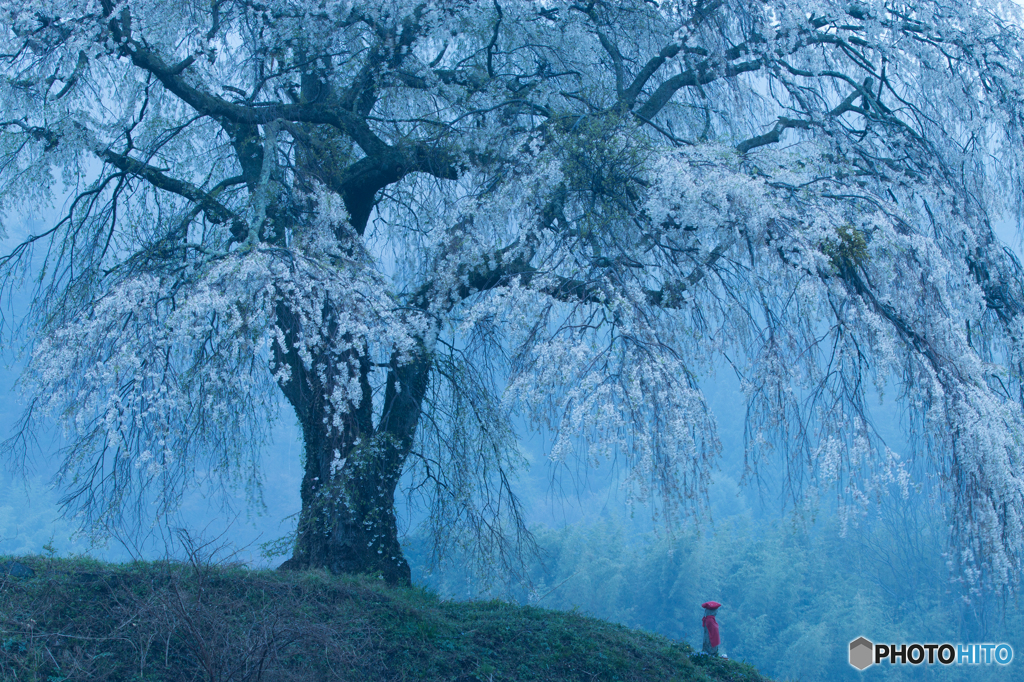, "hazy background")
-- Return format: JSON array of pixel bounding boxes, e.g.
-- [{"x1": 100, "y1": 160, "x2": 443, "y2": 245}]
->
[{"x1": 2, "y1": 216, "x2": 1022, "y2": 682}]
